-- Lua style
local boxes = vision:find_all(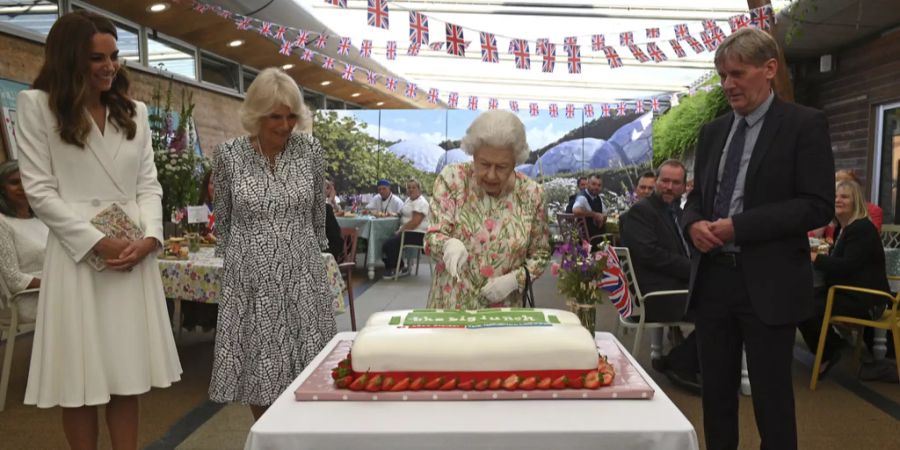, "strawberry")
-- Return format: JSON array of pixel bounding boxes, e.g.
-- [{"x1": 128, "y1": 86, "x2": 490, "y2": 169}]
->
[
  {"x1": 335, "y1": 375, "x2": 353, "y2": 389},
  {"x1": 349, "y1": 373, "x2": 369, "y2": 391},
  {"x1": 331, "y1": 367, "x2": 350, "y2": 380},
  {"x1": 458, "y1": 379, "x2": 475, "y2": 390},
  {"x1": 551, "y1": 376, "x2": 568, "y2": 389},
  {"x1": 365, "y1": 375, "x2": 384, "y2": 392},
  {"x1": 338, "y1": 359, "x2": 351, "y2": 369},
  {"x1": 424, "y1": 376, "x2": 444, "y2": 390},
  {"x1": 502, "y1": 375, "x2": 520, "y2": 391},
  {"x1": 536, "y1": 377, "x2": 552, "y2": 390},
  {"x1": 569, "y1": 375, "x2": 584, "y2": 389},
  {"x1": 474, "y1": 379, "x2": 490, "y2": 391},
  {"x1": 391, "y1": 377, "x2": 411, "y2": 391},
  {"x1": 600, "y1": 372, "x2": 614, "y2": 386},
  {"x1": 382, "y1": 377, "x2": 396, "y2": 391},
  {"x1": 519, "y1": 376, "x2": 537, "y2": 390},
  {"x1": 439, "y1": 378, "x2": 458, "y2": 390},
  {"x1": 584, "y1": 370, "x2": 600, "y2": 389},
  {"x1": 489, "y1": 378, "x2": 503, "y2": 390},
  {"x1": 410, "y1": 376, "x2": 426, "y2": 391}
]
